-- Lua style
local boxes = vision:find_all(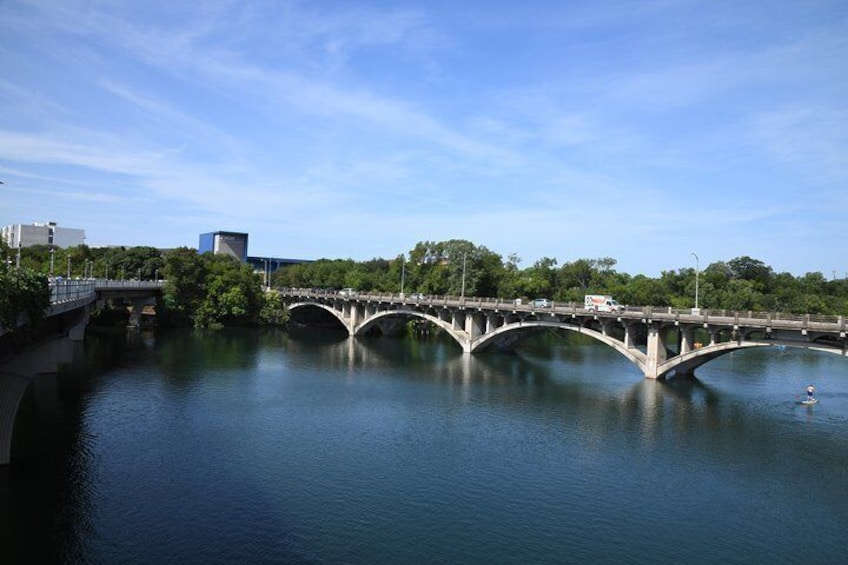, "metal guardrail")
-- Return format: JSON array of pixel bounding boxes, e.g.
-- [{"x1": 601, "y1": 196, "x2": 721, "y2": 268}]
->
[
  {"x1": 94, "y1": 280, "x2": 166, "y2": 291},
  {"x1": 50, "y1": 280, "x2": 96, "y2": 305},
  {"x1": 48, "y1": 279, "x2": 165, "y2": 305}
]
